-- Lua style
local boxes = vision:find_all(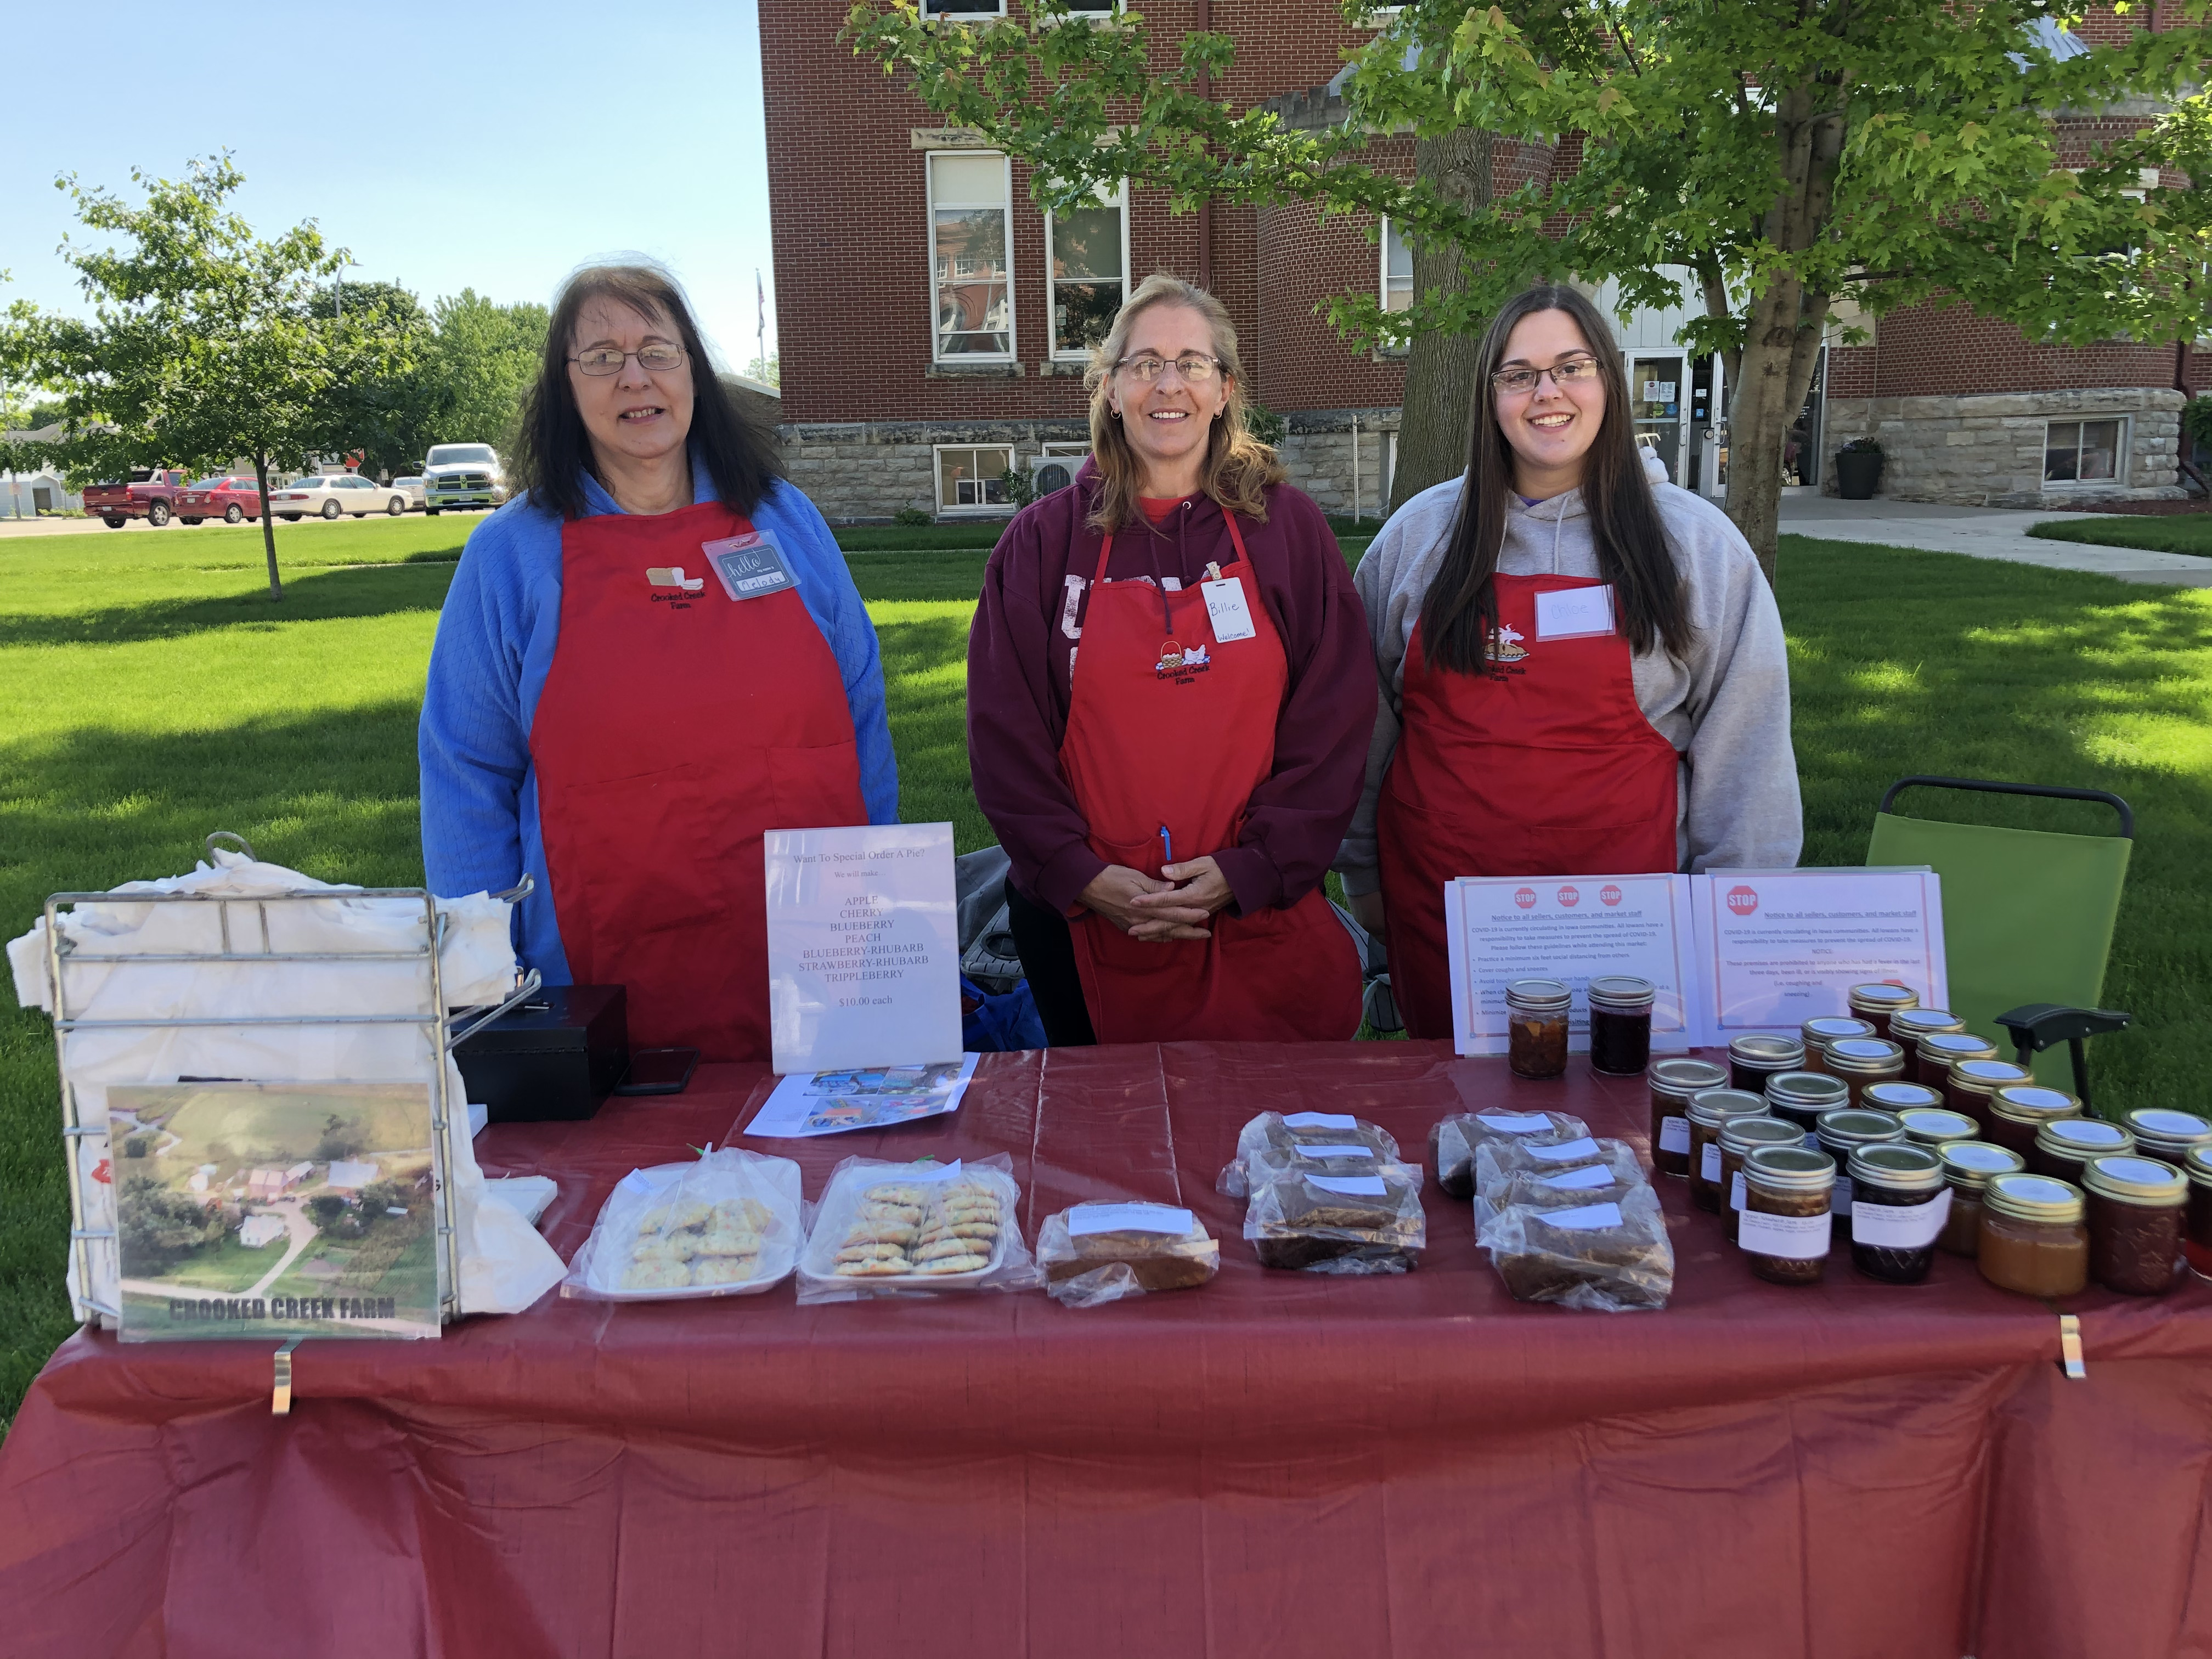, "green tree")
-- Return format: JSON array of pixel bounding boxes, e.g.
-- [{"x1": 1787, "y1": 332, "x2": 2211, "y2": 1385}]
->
[
  {"x1": 117, "y1": 1175, "x2": 225, "y2": 1274},
  {"x1": 309, "y1": 279, "x2": 434, "y2": 479},
  {"x1": 0, "y1": 155, "x2": 416, "y2": 597},
  {"x1": 743, "y1": 352, "x2": 781, "y2": 387},
  {"x1": 850, "y1": 1, "x2": 2212, "y2": 579},
  {"x1": 311, "y1": 1112, "x2": 361, "y2": 1163},
  {"x1": 415, "y1": 289, "x2": 550, "y2": 456}
]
